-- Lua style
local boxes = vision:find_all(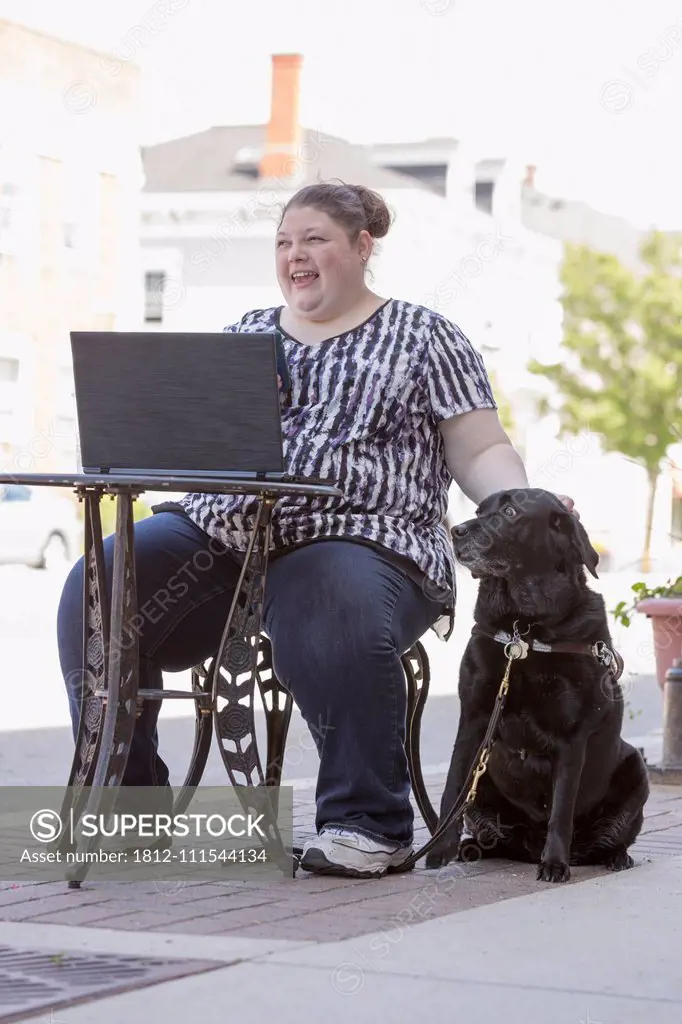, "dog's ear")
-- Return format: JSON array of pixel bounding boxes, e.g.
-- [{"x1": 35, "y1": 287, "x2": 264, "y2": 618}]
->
[{"x1": 550, "y1": 511, "x2": 599, "y2": 578}]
